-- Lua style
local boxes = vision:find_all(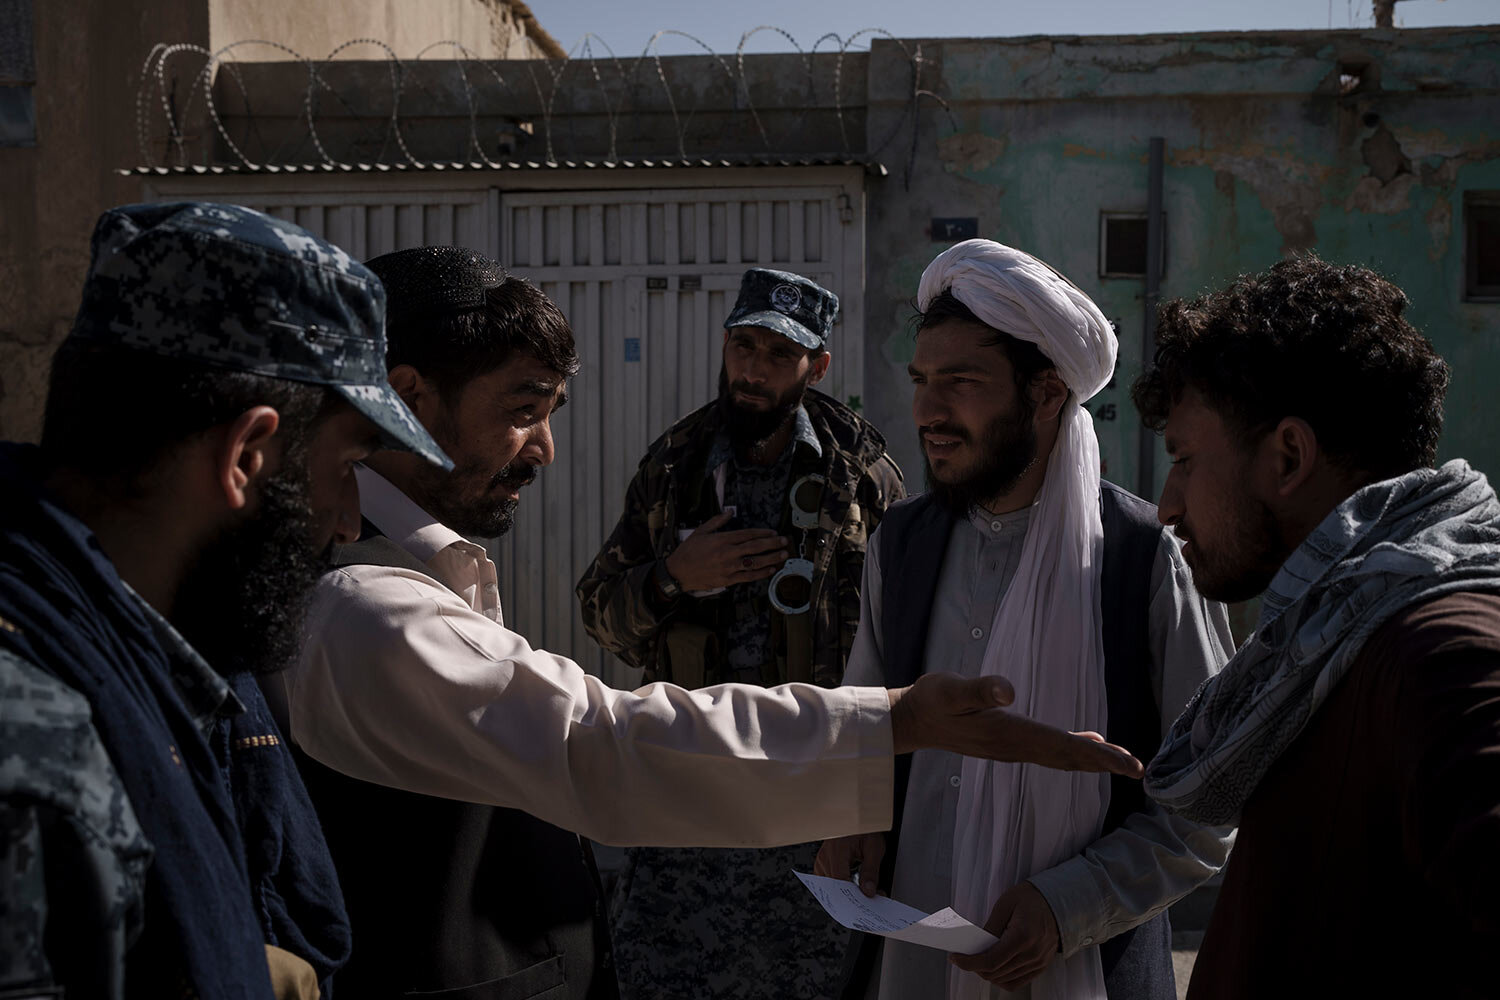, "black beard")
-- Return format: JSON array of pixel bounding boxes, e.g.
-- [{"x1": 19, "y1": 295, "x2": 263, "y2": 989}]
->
[
  {"x1": 717, "y1": 366, "x2": 809, "y2": 453},
  {"x1": 173, "y1": 464, "x2": 331, "y2": 678},
  {"x1": 418, "y1": 460, "x2": 538, "y2": 540},
  {"x1": 459, "y1": 491, "x2": 519, "y2": 540},
  {"x1": 413, "y1": 402, "x2": 539, "y2": 540},
  {"x1": 923, "y1": 406, "x2": 1038, "y2": 516}
]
